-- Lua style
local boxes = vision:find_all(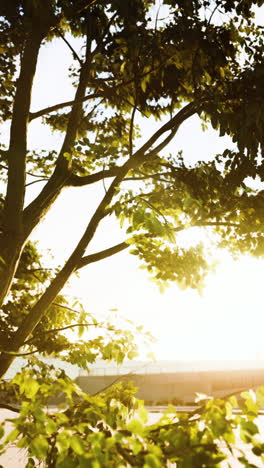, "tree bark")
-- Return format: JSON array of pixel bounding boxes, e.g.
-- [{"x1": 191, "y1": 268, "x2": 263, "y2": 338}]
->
[{"x1": 0, "y1": 26, "x2": 47, "y2": 307}]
